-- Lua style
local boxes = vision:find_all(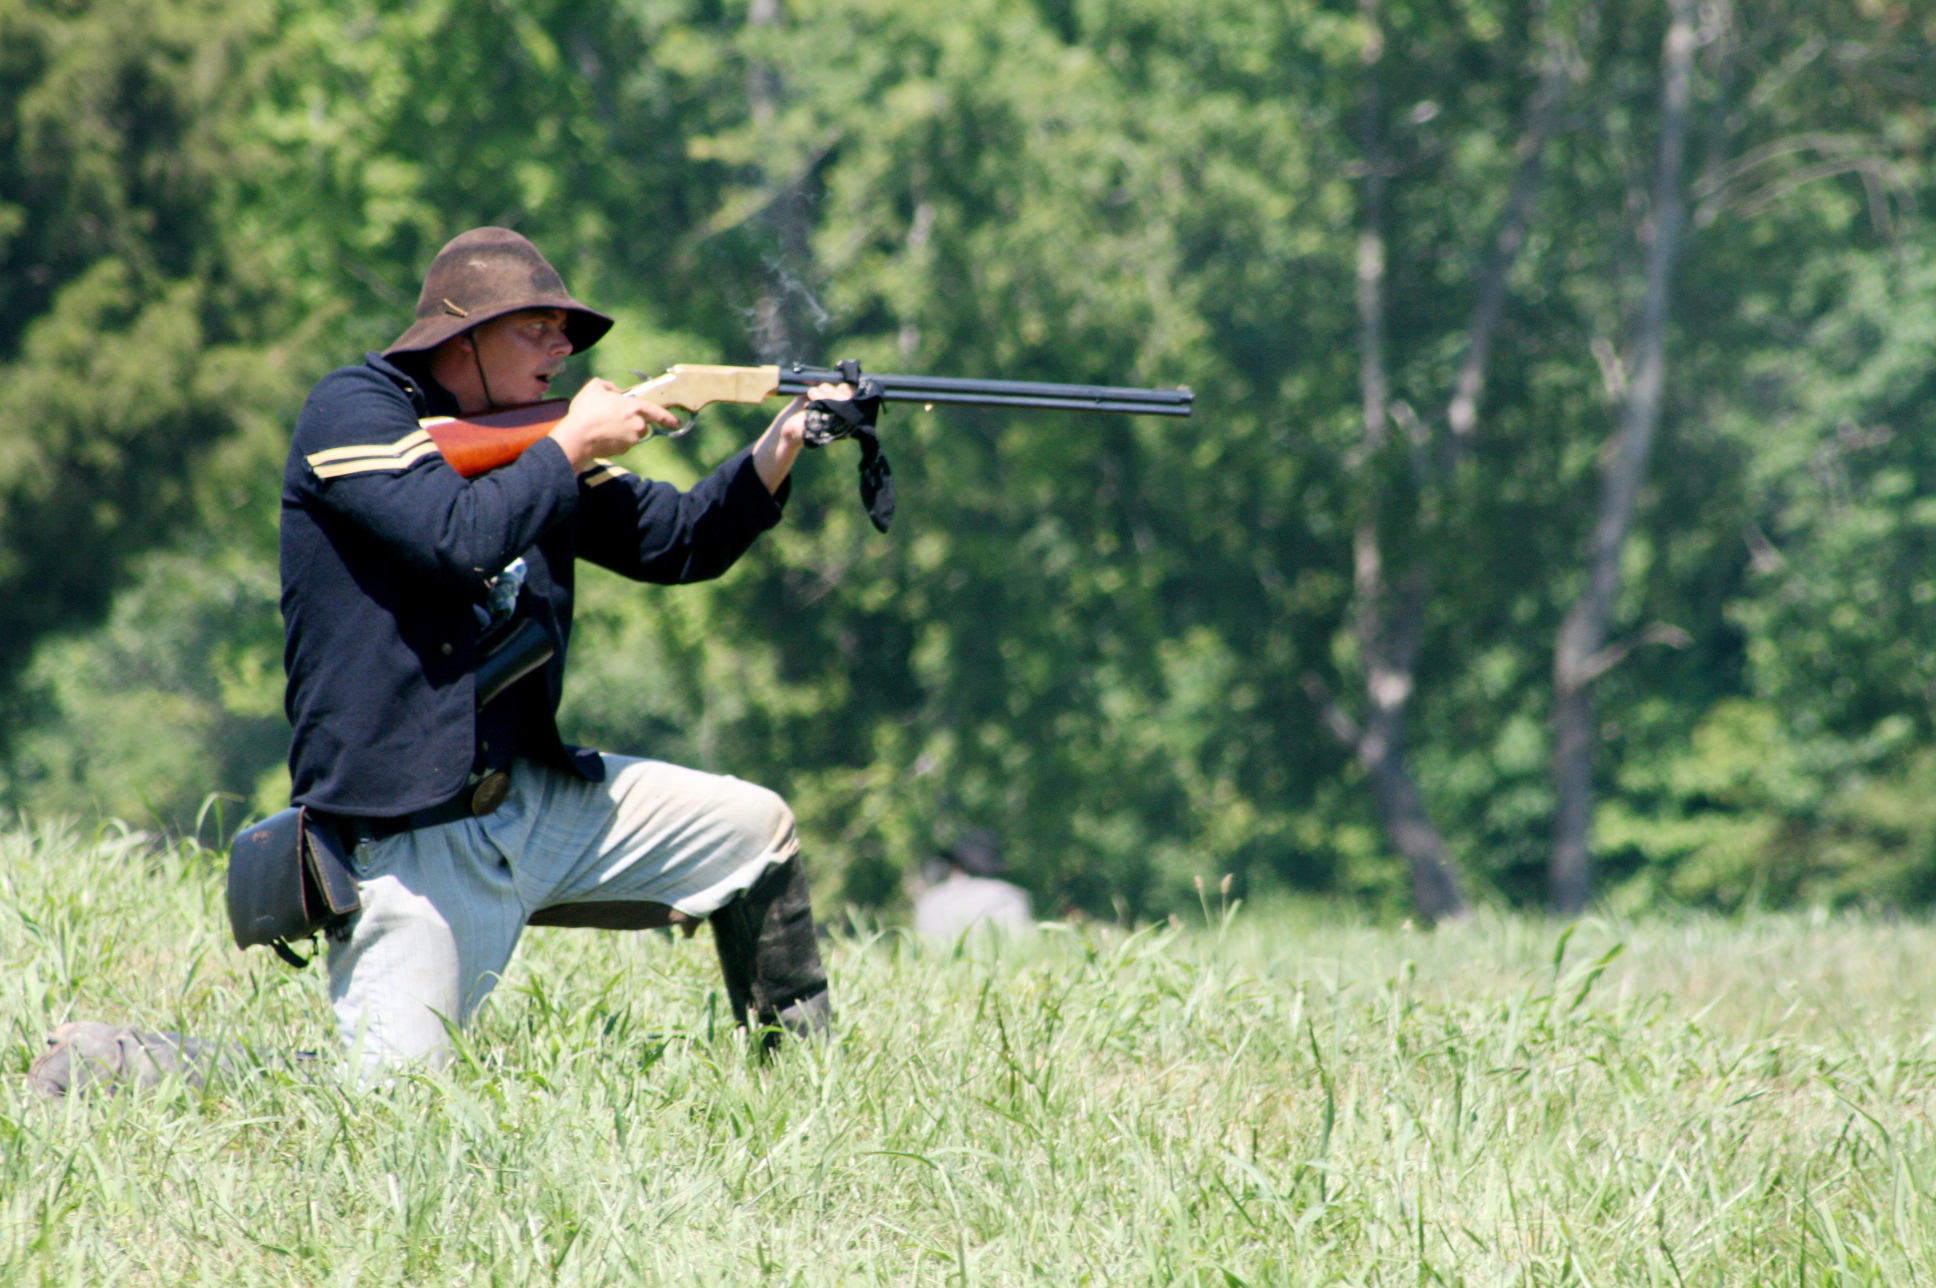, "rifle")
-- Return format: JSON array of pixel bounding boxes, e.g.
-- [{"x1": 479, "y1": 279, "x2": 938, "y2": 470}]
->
[{"x1": 419, "y1": 360, "x2": 1194, "y2": 479}]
